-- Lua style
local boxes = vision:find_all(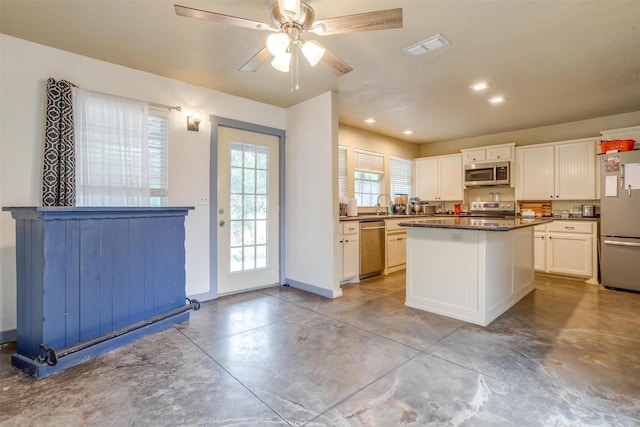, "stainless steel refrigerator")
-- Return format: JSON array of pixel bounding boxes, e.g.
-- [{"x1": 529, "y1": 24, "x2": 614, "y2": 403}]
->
[{"x1": 600, "y1": 149, "x2": 640, "y2": 291}]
